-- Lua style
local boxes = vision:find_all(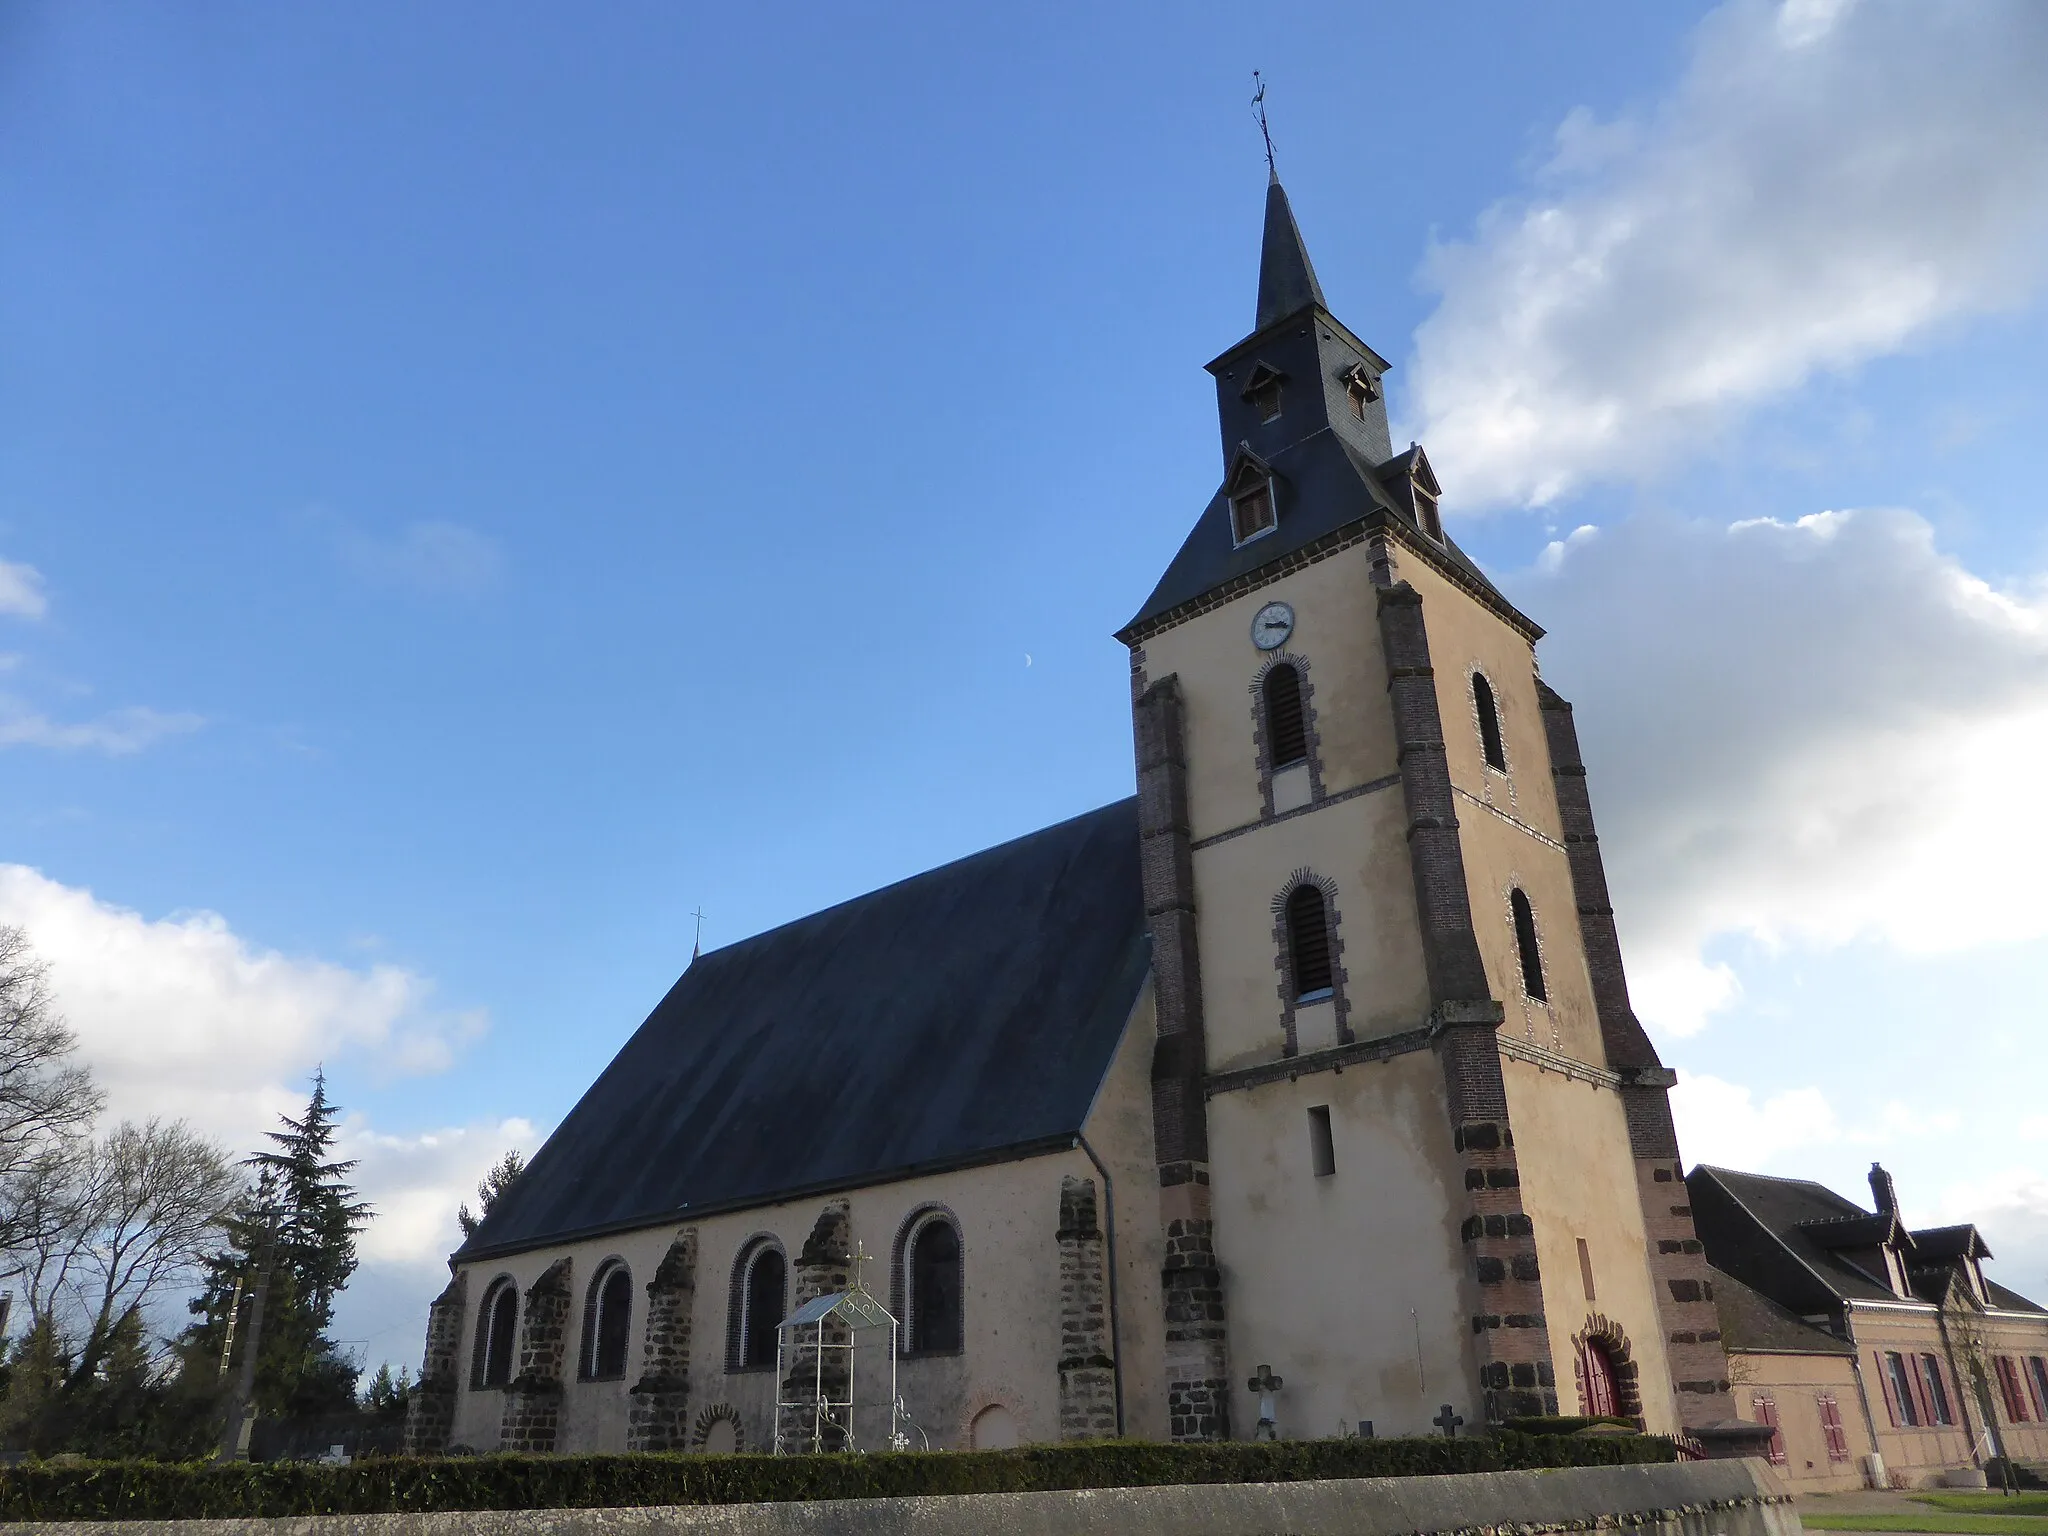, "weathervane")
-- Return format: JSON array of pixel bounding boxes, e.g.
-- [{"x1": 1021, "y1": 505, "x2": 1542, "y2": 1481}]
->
[{"x1": 1252, "y1": 70, "x2": 1276, "y2": 176}]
